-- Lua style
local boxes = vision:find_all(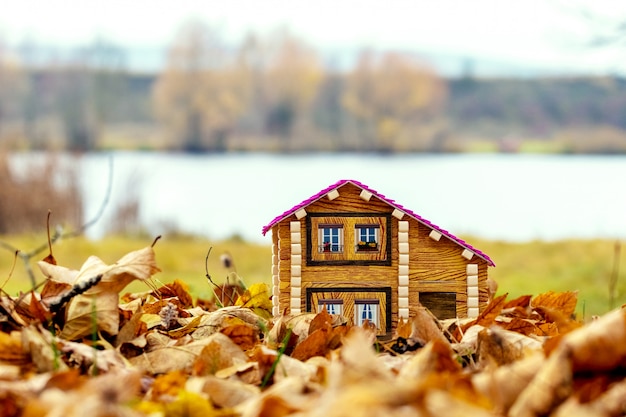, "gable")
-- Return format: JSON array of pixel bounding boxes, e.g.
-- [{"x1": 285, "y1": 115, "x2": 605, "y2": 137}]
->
[{"x1": 262, "y1": 179, "x2": 495, "y2": 267}]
